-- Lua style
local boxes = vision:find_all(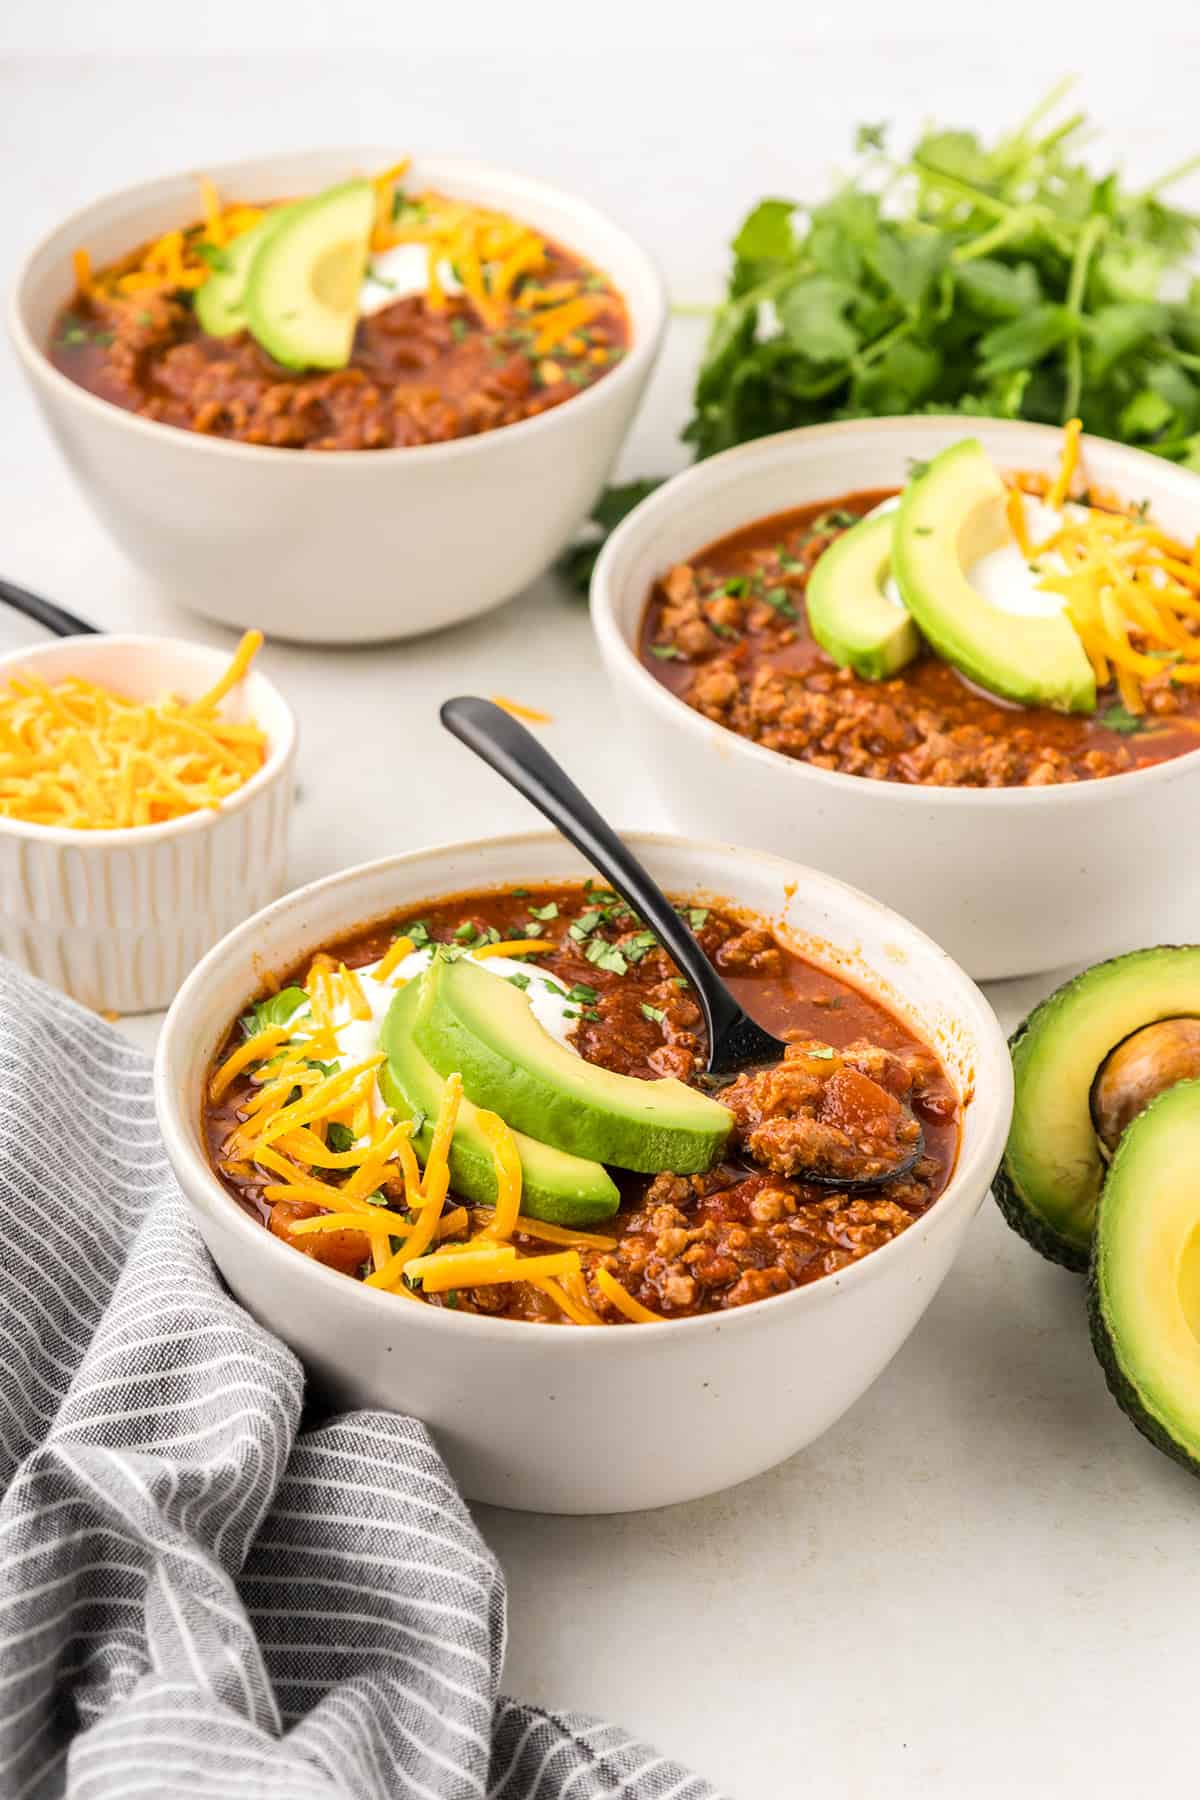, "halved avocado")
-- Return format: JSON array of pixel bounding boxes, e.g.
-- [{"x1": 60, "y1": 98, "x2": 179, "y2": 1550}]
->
[
  {"x1": 379, "y1": 980, "x2": 619, "y2": 1226},
  {"x1": 243, "y1": 179, "x2": 375, "y2": 371},
  {"x1": 806, "y1": 509, "x2": 920, "y2": 681},
  {"x1": 892, "y1": 440, "x2": 1096, "y2": 713},
  {"x1": 413, "y1": 953, "x2": 732, "y2": 1174},
  {"x1": 996, "y1": 947, "x2": 1200, "y2": 1269},
  {"x1": 194, "y1": 206, "x2": 295, "y2": 337},
  {"x1": 1089, "y1": 1079, "x2": 1200, "y2": 1476}
]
